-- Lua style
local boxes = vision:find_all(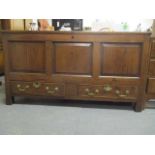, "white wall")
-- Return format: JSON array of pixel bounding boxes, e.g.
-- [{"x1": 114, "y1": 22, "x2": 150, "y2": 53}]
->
[{"x1": 83, "y1": 19, "x2": 153, "y2": 31}]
